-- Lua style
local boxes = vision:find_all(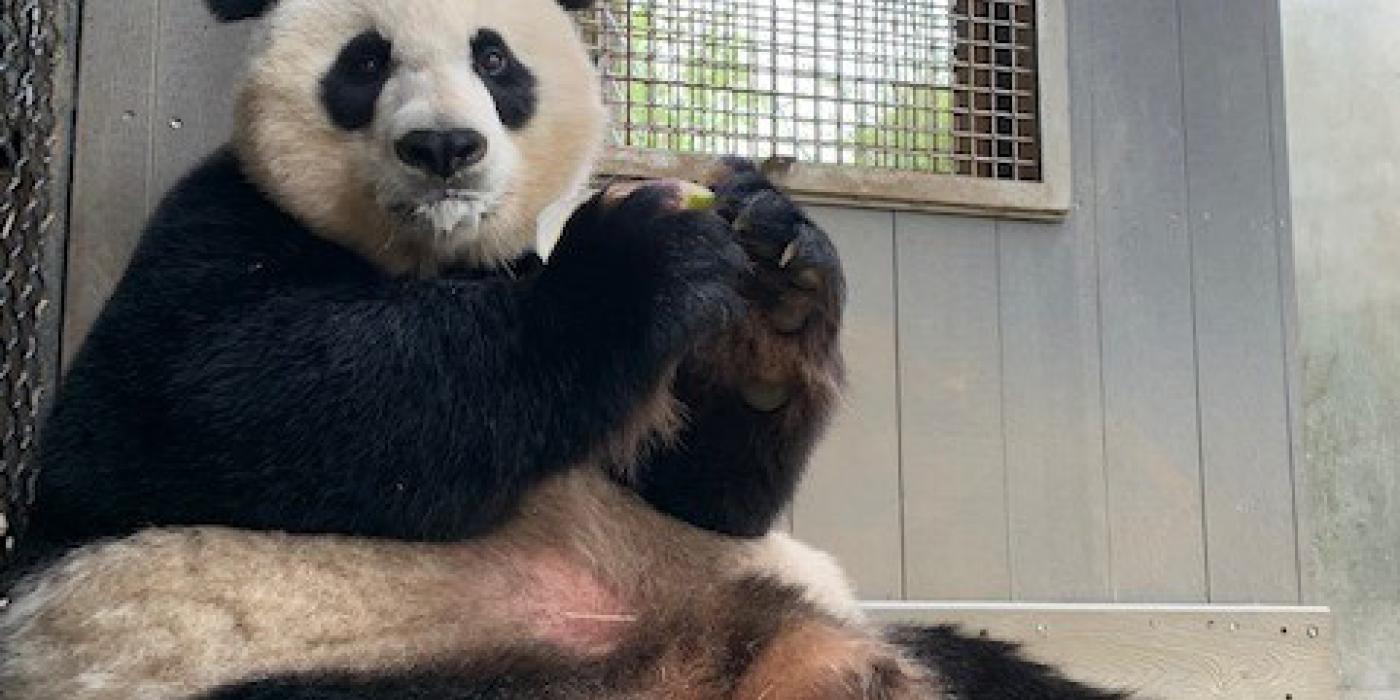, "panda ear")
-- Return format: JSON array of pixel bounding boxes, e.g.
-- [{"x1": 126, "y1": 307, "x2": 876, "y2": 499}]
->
[
  {"x1": 206, "y1": 0, "x2": 278, "y2": 22},
  {"x1": 557, "y1": 0, "x2": 598, "y2": 9}
]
